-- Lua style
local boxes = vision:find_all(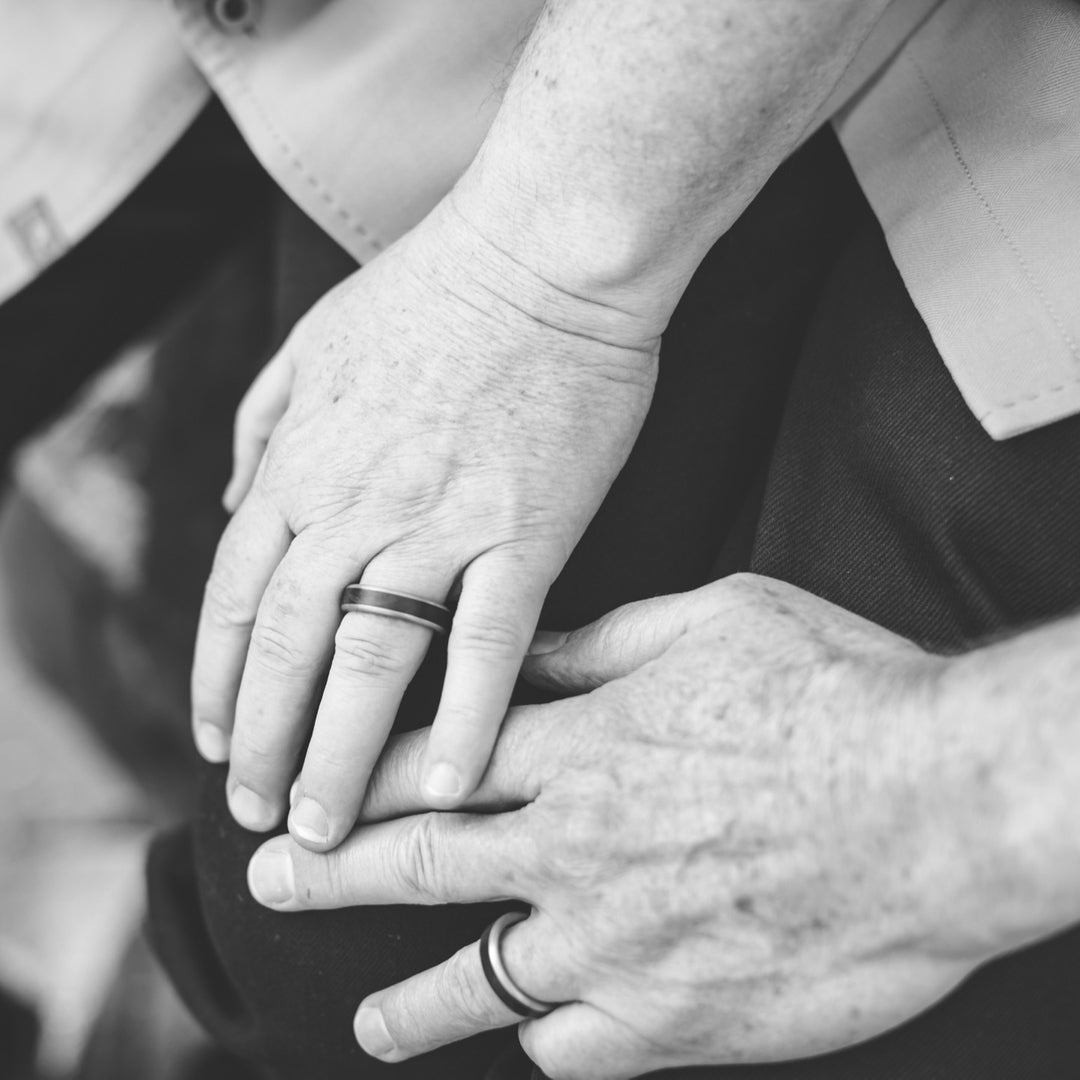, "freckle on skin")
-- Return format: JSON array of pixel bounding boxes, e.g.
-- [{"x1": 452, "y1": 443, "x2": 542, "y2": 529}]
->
[{"x1": 734, "y1": 895, "x2": 755, "y2": 915}]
